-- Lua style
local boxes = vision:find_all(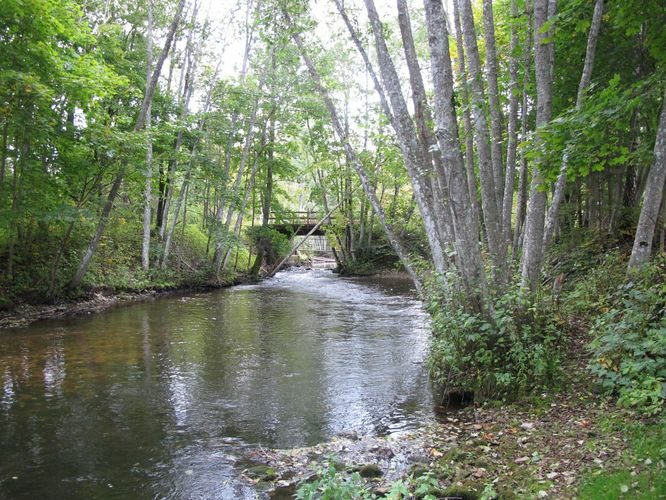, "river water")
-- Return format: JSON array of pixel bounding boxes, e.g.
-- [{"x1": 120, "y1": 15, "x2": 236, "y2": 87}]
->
[{"x1": 0, "y1": 269, "x2": 433, "y2": 499}]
